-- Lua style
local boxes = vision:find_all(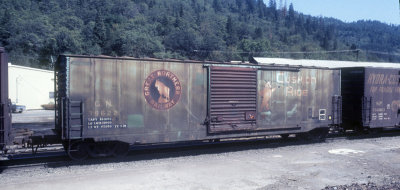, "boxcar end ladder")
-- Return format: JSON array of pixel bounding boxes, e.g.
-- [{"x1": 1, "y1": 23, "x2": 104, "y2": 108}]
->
[
  {"x1": 67, "y1": 100, "x2": 84, "y2": 140},
  {"x1": 362, "y1": 96, "x2": 372, "y2": 127},
  {"x1": 331, "y1": 95, "x2": 342, "y2": 125},
  {"x1": 0, "y1": 103, "x2": 5, "y2": 149}
]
